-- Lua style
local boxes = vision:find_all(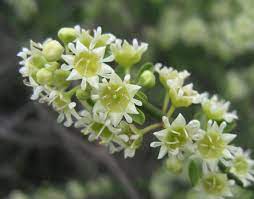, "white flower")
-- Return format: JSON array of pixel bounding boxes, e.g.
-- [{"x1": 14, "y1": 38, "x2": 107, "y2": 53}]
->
[
  {"x1": 92, "y1": 73, "x2": 142, "y2": 127},
  {"x1": 61, "y1": 40, "x2": 114, "y2": 90},
  {"x1": 168, "y1": 83, "x2": 201, "y2": 107},
  {"x1": 75, "y1": 26, "x2": 115, "y2": 49},
  {"x1": 91, "y1": 26, "x2": 116, "y2": 48},
  {"x1": 196, "y1": 120, "x2": 236, "y2": 171},
  {"x1": 124, "y1": 134, "x2": 143, "y2": 159},
  {"x1": 17, "y1": 40, "x2": 46, "y2": 77},
  {"x1": 150, "y1": 114, "x2": 201, "y2": 159},
  {"x1": 155, "y1": 63, "x2": 190, "y2": 88},
  {"x1": 75, "y1": 110, "x2": 133, "y2": 155},
  {"x1": 227, "y1": 147, "x2": 254, "y2": 187},
  {"x1": 111, "y1": 38, "x2": 148, "y2": 68},
  {"x1": 23, "y1": 76, "x2": 47, "y2": 101},
  {"x1": 202, "y1": 95, "x2": 238, "y2": 123},
  {"x1": 196, "y1": 172, "x2": 235, "y2": 199},
  {"x1": 44, "y1": 90, "x2": 81, "y2": 127}
]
